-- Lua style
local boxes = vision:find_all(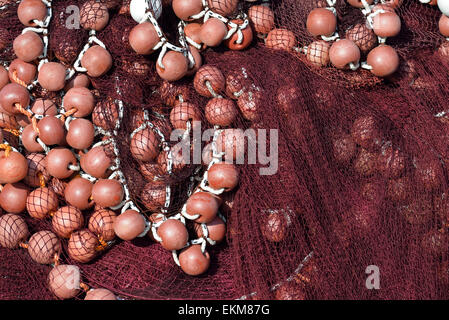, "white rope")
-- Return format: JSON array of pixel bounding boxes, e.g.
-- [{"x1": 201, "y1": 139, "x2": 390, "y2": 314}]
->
[
  {"x1": 435, "y1": 110, "x2": 449, "y2": 118},
  {"x1": 190, "y1": 237, "x2": 207, "y2": 253},
  {"x1": 151, "y1": 213, "x2": 185, "y2": 242},
  {"x1": 177, "y1": 21, "x2": 196, "y2": 69},
  {"x1": 120, "y1": 199, "x2": 140, "y2": 213},
  {"x1": 0, "y1": 140, "x2": 19, "y2": 153},
  {"x1": 130, "y1": 122, "x2": 148, "y2": 139},
  {"x1": 138, "y1": 8, "x2": 195, "y2": 71},
  {"x1": 156, "y1": 42, "x2": 185, "y2": 69},
  {"x1": 200, "y1": 222, "x2": 217, "y2": 246},
  {"x1": 199, "y1": 171, "x2": 225, "y2": 194},
  {"x1": 176, "y1": 124, "x2": 225, "y2": 263},
  {"x1": 325, "y1": 6, "x2": 337, "y2": 15},
  {"x1": 93, "y1": 79, "x2": 141, "y2": 214},
  {"x1": 72, "y1": 42, "x2": 90, "y2": 73},
  {"x1": 172, "y1": 250, "x2": 181, "y2": 266},
  {"x1": 0, "y1": 0, "x2": 20, "y2": 11},
  {"x1": 203, "y1": 10, "x2": 250, "y2": 44},
  {"x1": 85, "y1": 79, "x2": 140, "y2": 216},
  {"x1": 151, "y1": 225, "x2": 163, "y2": 243},
  {"x1": 92, "y1": 138, "x2": 113, "y2": 148},
  {"x1": 233, "y1": 88, "x2": 245, "y2": 98},
  {"x1": 187, "y1": 0, "x2": 208, "y2": 20},
  {"x1": 130, "y1": 109, "x2": 173, "y2": 213},
  {"x1": 166, "y1": 210, "x2": 198, "y2": 266}
]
